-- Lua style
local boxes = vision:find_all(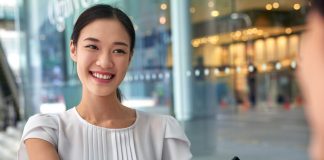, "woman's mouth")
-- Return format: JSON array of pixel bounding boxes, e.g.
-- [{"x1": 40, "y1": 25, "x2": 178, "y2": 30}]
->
[{"x1": 90, "y1": 71, "x2": 115, "y2": 81}]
